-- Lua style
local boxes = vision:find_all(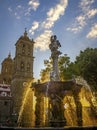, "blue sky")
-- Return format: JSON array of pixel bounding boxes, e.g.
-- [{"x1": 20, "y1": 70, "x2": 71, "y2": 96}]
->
[{"x1": 0, "y1": 0, "x2": 97, "y2": 79}]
